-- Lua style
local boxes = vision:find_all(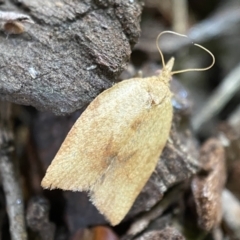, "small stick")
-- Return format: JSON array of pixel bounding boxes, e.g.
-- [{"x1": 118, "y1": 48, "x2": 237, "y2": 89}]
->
[
  {"x1": 172, "y1": 0, "x2": 188, "y2": 34},
  {"x1": 126, "y1": 185, "x2": 185, "y2": 236},
  {"x1": 0, "y1": 102, "x2": 27, "y2": 240},
  {"x1": 0, "y1": 11, "x2": 33, "y2": 23},
  {"x1": 26, "y1": 197, "x2": 55, "y2": 240}
]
